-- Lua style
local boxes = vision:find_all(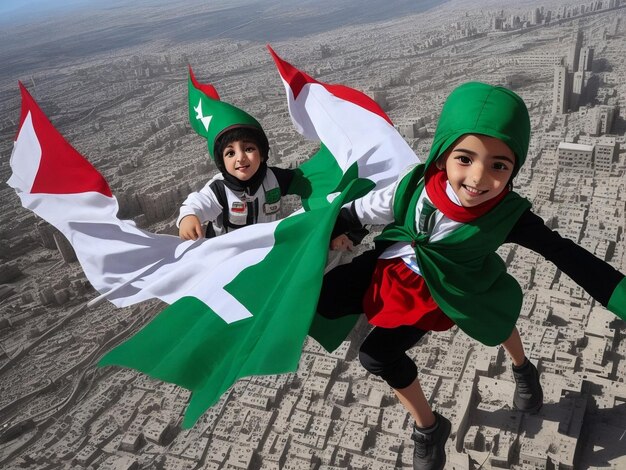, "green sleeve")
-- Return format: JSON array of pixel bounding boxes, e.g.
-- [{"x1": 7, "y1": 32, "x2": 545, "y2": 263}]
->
[{"x1": 608, "y1": 277, "x2": 626, "y2": 320}]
